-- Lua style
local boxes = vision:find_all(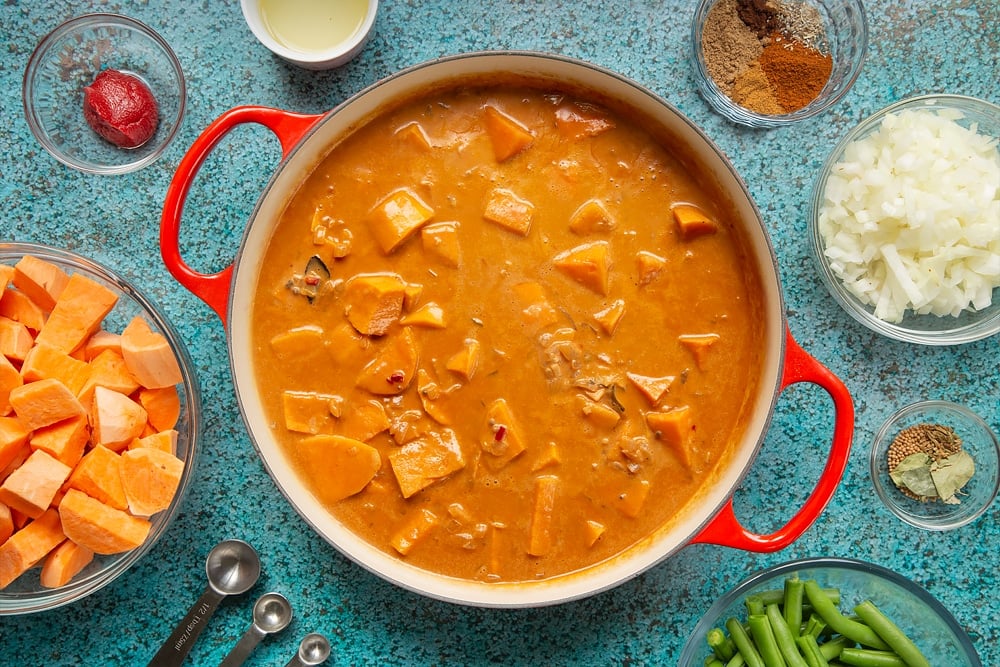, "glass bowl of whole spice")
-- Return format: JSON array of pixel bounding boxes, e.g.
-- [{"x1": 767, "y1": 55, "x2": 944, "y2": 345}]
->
[
  {"x1": 692, "y1": 0, "x2": 867, "y2": 127},
  {"x1": 871, "y1": 400, "x2": 1000, "y2": 531}
]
